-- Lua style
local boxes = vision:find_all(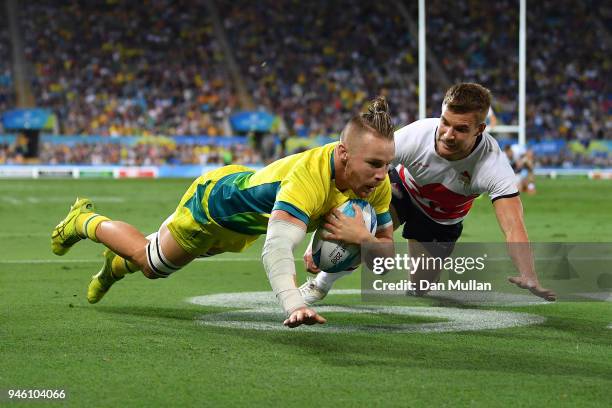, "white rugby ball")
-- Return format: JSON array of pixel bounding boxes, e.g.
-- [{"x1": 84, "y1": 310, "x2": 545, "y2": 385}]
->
[{"x1": 311, "y1": 199, "x2": 377, "y2": 273}]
